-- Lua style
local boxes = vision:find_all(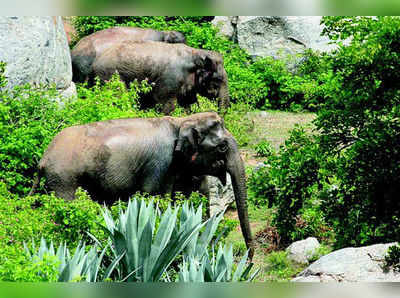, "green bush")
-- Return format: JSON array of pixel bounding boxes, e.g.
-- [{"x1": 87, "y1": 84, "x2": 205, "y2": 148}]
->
[
  {"x1": 384, "y1": 244, "x2": 400, "y2": 272},
  {"x1": 254, "y1": 140, "x2": 275, "y2": 158},
  {"x1": 248, "y1": 127, "x2": 334, "y2": 244},
  {"x1": 0, "y1": 183, "x2": 104, "y2": 249},
  {"x1": 0, "y1": 248, "x2": 59, "y2": 282},
  {"x1": 264, "y1": 251, "x2": 299, "y2": 281},
  {"x1": 315, "y1": 16, "x2": 400, "y2": 247}
]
